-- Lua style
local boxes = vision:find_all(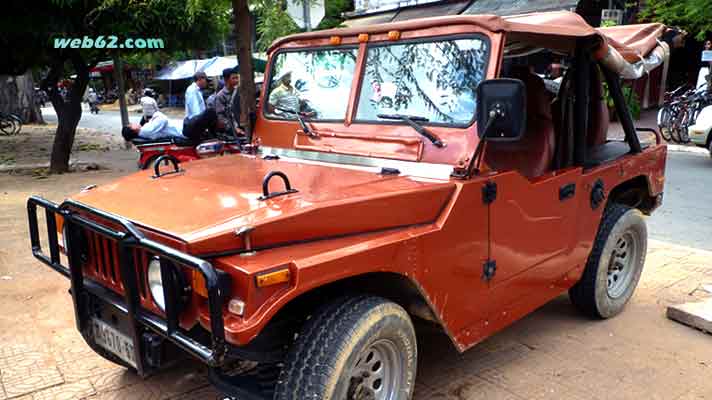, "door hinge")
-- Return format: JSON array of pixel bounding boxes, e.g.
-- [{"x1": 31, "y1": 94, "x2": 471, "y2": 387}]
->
[
  {"x1": 482, "y1": 259, "x2": 497, "y2": 281},
  {"x1": 482, "y1": 181, "x2": 497, "y2": 204}
]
